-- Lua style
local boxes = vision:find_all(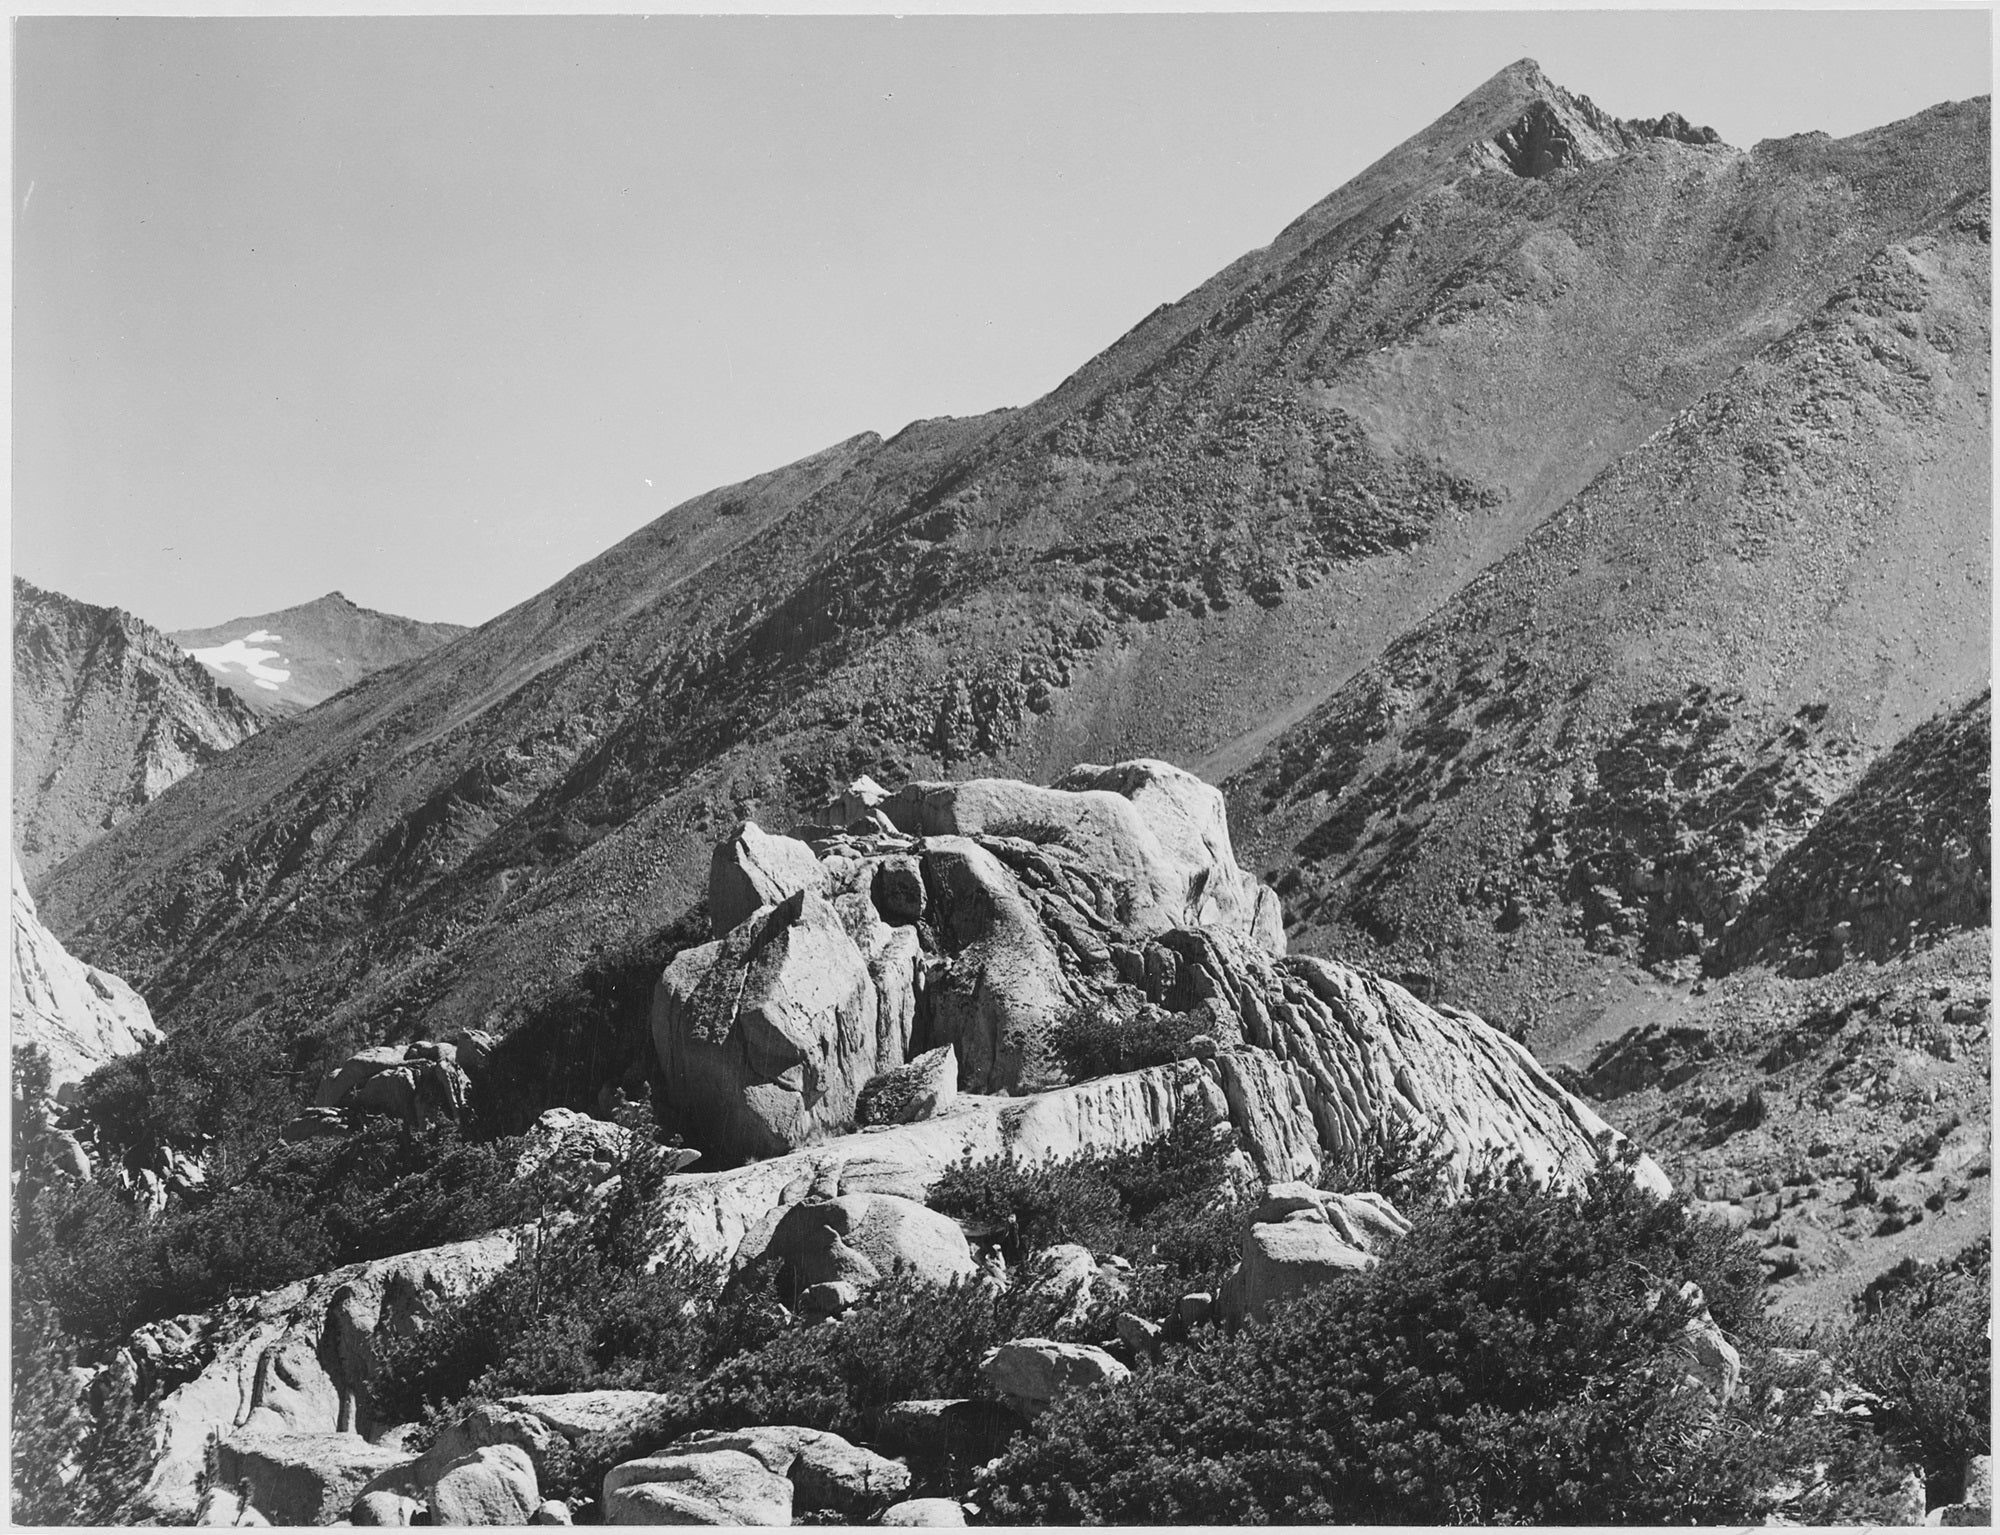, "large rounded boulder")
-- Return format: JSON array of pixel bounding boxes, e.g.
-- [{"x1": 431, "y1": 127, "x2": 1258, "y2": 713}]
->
[{"x1": 654, "y1": 890, "x2": 893, "y2": 1160}]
